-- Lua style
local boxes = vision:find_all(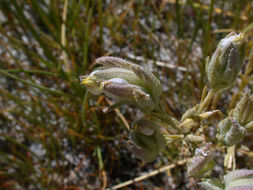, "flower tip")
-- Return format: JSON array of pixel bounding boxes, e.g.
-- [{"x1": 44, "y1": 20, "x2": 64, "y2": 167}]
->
[
  {"x1": 95, "y1": 56, "x2": 106, "y2": 63},
  {"x1": 80, "y1": 77, "x2": 91, "y2": 85},
  {"x1": 236, "y1": 33, "x2": 245, "y2": 41},
  {"x1": 95, "y1": 56, "x2": 115, "y2": 64}
]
